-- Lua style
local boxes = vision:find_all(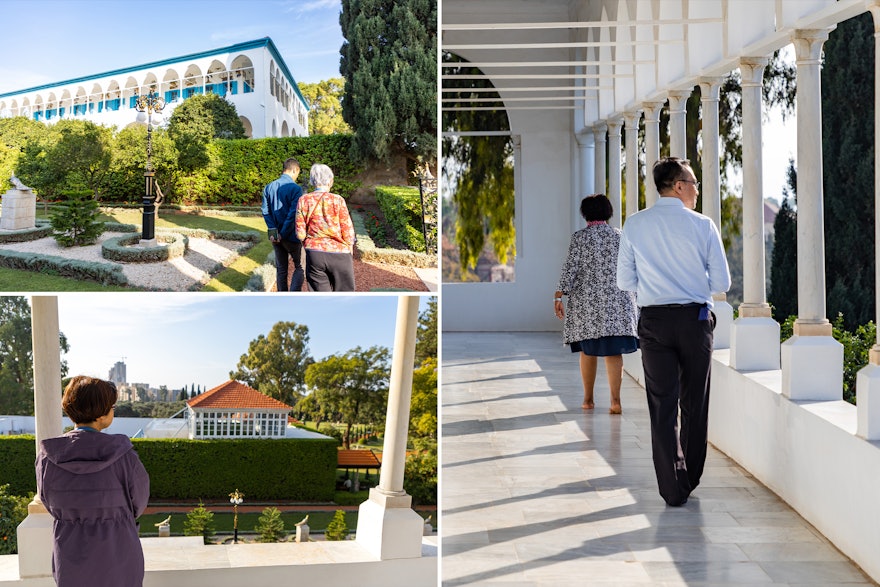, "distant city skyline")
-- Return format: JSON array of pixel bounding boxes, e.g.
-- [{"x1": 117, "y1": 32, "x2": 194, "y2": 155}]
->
[
  {"x1": 0, "y1": 0, "x2": 345, "y2": 95},
  {"x1": 55, "y1": 294, "x2": 430, "y2": 390}
]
